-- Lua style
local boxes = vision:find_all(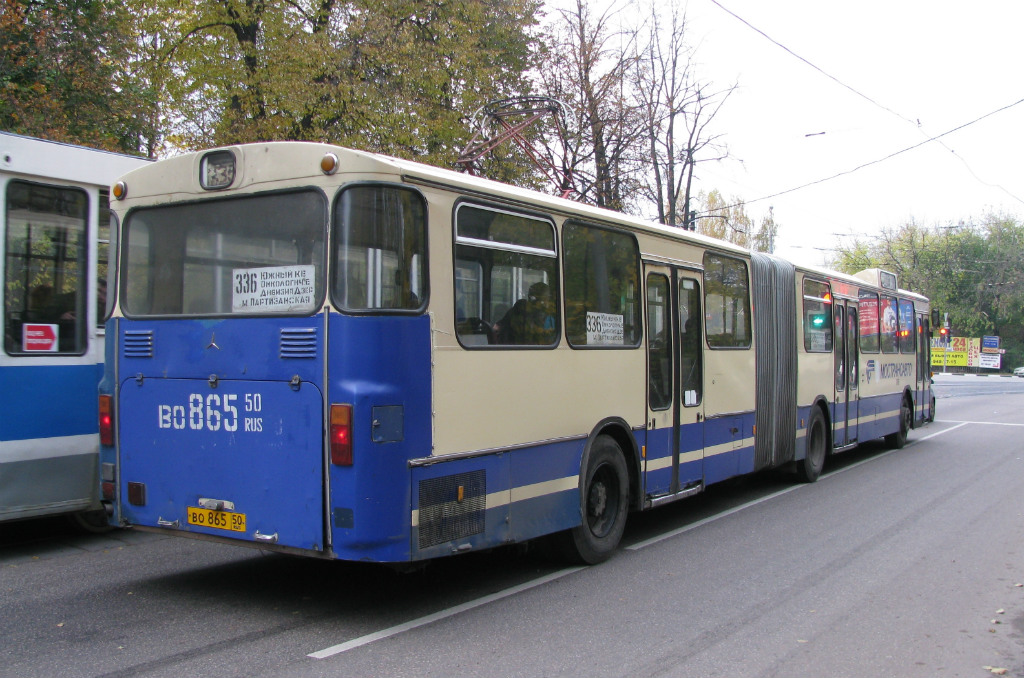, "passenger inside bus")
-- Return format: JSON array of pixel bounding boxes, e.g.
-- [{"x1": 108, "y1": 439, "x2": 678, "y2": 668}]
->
[{"x1": 493, "y1": 282, "x2": 556, "y2": 345}]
